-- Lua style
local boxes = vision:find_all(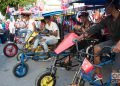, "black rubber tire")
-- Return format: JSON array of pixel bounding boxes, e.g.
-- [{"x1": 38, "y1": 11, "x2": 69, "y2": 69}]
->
[
  {"x1": 79, "y1": 78, "x2": 85, "y2": 86},
  {"x1": 3, "y1": 43, "x2": 18, "y2": 57},
  {"x1": 13, "y1": 63, "x2": 29, "y2": 78},
  {"x1": 37, "y1": 72, "x2": 56, "y2": 86}
]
